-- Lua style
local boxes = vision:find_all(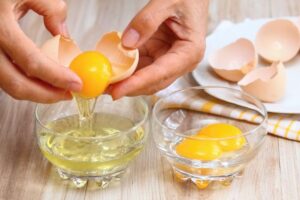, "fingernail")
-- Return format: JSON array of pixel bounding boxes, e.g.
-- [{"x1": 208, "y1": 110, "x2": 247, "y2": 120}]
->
[
  {"x1": 69, "y1": 82, "x2": 82, "y2": 92},
  {"x1": 70, "y1": 71, "x2": 82, "y2": 83},
  {"x1": 104, "y1": 85, "x2": 113, "y2": 94},
  {"x1": 67, "y1": 70, "x2": 82, "y2": 92},
  {"x1": 112, "y1": 94, "x2": 122, "y2": 101},
  {"x1": 105, "y1": 85, "x2": 122, "y2": 101},
  {"x1": 122, "y1": 28, "x2": 140, "y2": 48},
  {"x1": 60, "y1": 22, "x2": 70, "y2": 37},
  {"x1": 63, "y1": 92, "x2": 73, "y2": 100},
  {"x1": 112, "y1": 88, "x2": 127, "y2": 101}
]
